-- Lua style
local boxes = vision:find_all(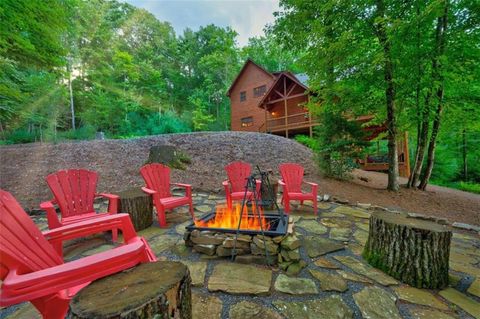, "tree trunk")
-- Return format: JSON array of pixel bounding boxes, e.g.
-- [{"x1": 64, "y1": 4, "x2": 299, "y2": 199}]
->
[
  {"x1": 408, "y1": 97, "x2": 430, "y2": 188},
  {"x1": 69, "y1": 261, "x2": 192, "y2": 319},
  {"x1": 117, "y1": 188, "x2": 153, "y2": 231},
  {"x1": 68, "y1": 60, "x2": 76, "y2": 130},
  {"x1": 419, "y1": 3, "x2": 448, "y2": 190},
  {"x1": 363, "y1": 211, "x2": 451, "y2": 289},
  {"x1": 374, "y1": 0, "x2": 399, "y2": 191}
]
